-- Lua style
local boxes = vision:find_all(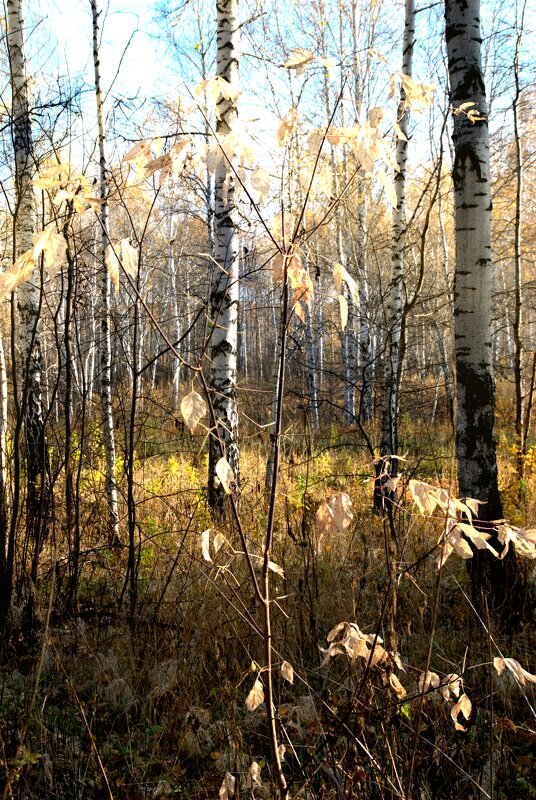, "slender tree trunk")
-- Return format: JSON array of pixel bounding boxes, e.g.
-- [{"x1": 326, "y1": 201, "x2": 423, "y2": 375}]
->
[
  {"x1": 8, "y1": 0, "x2": 49, "y2": 590},
  {"x1": 512, "y1": 13, "x2": 525, "y2": 478},
  {"x1": 351, "y1": 0, "x2": 374, "y2": 423},
  {"x1": 445, "y1": 0, "x2": 519, "y2": 617},
  {"x1": 91, "y1": 0, "x2": 120, "y2": 544},
  {"x1": 0, "y1": 329, "x2": 9, "y2": 625},
  {"x1": 208, "y1": 0, "x2": 240, "y2": 511},
  {"x1": 432, "y1": 318, "x2": 454, "y2": 422},
  {"x1": 304, "y1": 295, "x2": 319, "y2": 432},
  {"x1": 375, "y1": 0, "x2": 414, "y2": 510},
  {"x1": 63, "y1": 222, "x2": 76, "y2": 608}
]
